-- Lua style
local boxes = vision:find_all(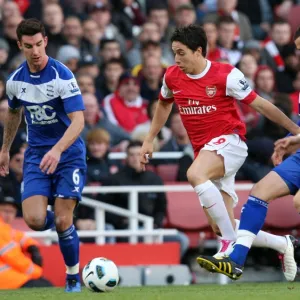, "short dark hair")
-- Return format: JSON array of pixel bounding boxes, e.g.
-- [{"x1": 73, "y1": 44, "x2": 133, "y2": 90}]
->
[
  {"x1": 100, "y1": 38, "x2": 119, "y2": 50},
  {"x1": 217, "y1": 15, "x2": 235, "y2": 27},
  {"x1": 103, "y1": 58, "x2": 125, "y2": 70},
  {"x1": 271, "y1": 18, "x2": 289, "y2": 29},
  {"x1": 16, "y1": 18, "x2": 46, "y2": 41},
  {"x1": 147, "y1": 3, "x2": 168, "y2": 16},
  {"x1": 171, "y1": 24, "x2": 207, "y2": 57},
  {"x1": 294, "y1": 27, "x2": 300, "y2": 41},
  {"x1": 126, "y1": 140, "x2": 143, "y2": 152},
  {"x1": 141, "y1": 40, "x2": 160, "y2": 51}
]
